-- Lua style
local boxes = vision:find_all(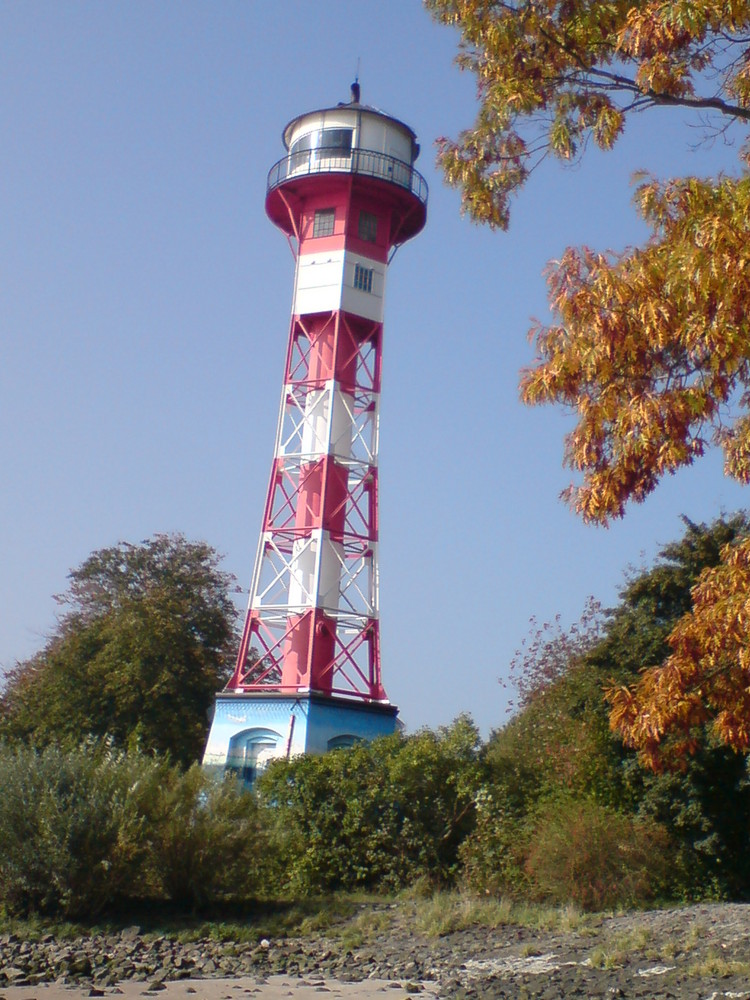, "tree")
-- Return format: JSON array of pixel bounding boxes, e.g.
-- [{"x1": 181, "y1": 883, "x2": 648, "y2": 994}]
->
[
  {"x1": 489, "y1": 598, "x2": 620, "y2": 804},
  {"x1": 484, "y1": 515, "x2": 750, "y2": 897},
  {"x1": 521, "y1": 175, "x2": 750, "y2": 523},
  {"x1": 425, "y1": 0, "x2": 750, "y2": 522},
  {"x1": 609, "y1": 529, "x2": 750, "y2": 767},
  {"x1": 426, "y1": 0, "x2": 750, "y2": 230},
  {"x1": 591, "y1": 515, "x2": 750, "y2": 895},
  {"x1": 0, "y1": 534, "x2": 237, "y2": 766},
  {"x1": 426, "y1": 1, "x2": 750, "y2": 762}
]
